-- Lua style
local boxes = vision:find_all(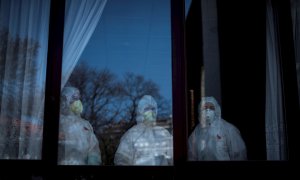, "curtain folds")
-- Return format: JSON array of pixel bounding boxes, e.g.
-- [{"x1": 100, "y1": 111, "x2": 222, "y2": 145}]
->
[
  {"x1": 265, "y1": 0, "x2": 287, "y2": 160},
  {"x1": 0, "y1": 0, "x2": 106, "y2": 159},
  {"x1": 0, "y1": 0, "x2": 50, "y2": 159},
  {"x1": 62, "y1": 0, "x2": 107, "y2": 88},
  {"x1": 291, "y1": 0, "x2": 300, "y2": 104}
]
